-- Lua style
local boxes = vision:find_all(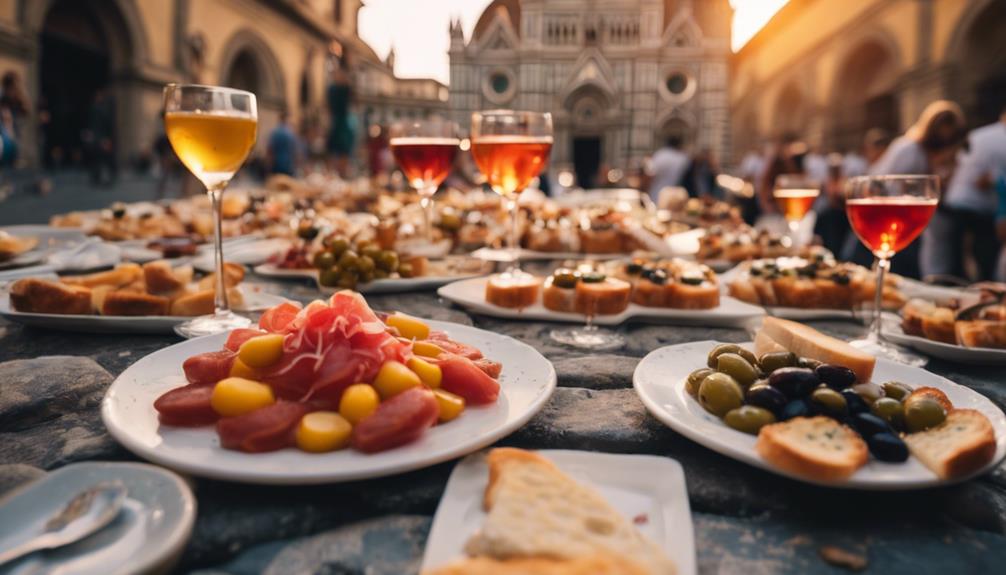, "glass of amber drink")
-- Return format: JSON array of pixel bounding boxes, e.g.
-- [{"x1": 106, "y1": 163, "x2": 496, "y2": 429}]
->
[
  {"x1": 773, "y1": 174, "x2": 820, "y2": 245},
  {"x1": 164, "y1": 84, "x2": 257, "y2": 337},
  {"x1": 846, "y1": 175, "x2": 939, "y2": 364},
  {"x1": 470, "y1": 110, "x2": 553, "y2": 277},
  {"x1": 389, "y1": 119, "x2": 460, "y2": 242}
]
